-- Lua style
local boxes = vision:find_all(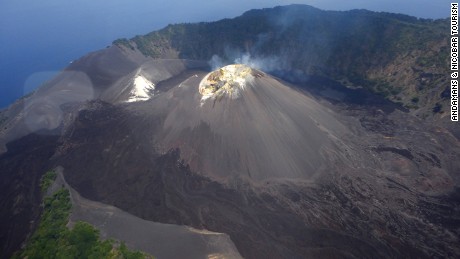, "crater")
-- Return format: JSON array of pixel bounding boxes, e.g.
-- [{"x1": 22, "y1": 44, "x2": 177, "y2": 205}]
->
[{"x1": 198, "y1": 64, "x2": 262, "y2": 101}]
